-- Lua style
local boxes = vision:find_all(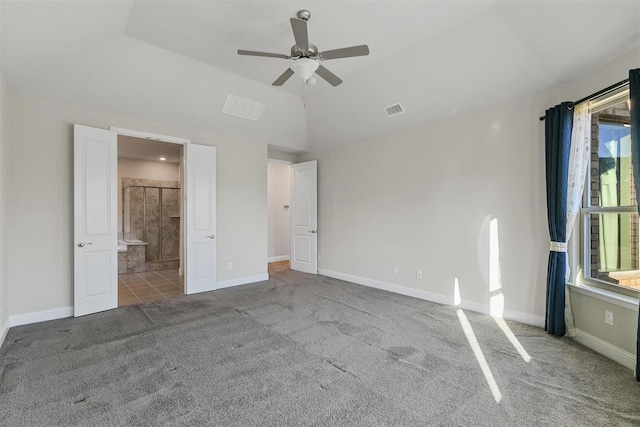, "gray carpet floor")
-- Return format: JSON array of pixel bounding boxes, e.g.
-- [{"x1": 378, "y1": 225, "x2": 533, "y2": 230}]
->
[{"x1": 1, "y1": 269, "x2": 640, "y2": 426}]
